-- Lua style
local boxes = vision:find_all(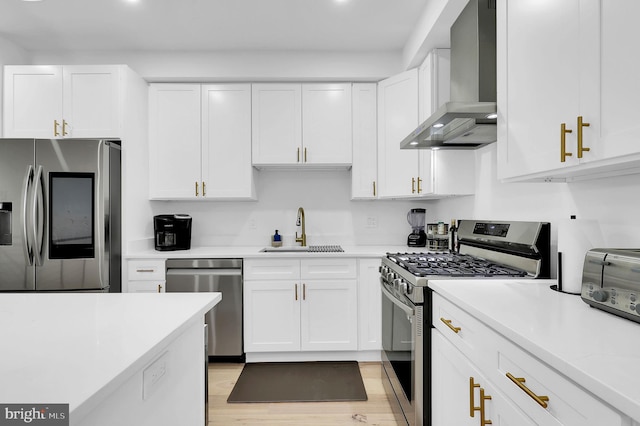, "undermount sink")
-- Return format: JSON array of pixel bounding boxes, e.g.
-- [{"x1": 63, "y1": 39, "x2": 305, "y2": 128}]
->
[{"x1": 260, "y1": 245, "x2": 344, "y2": 253}]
